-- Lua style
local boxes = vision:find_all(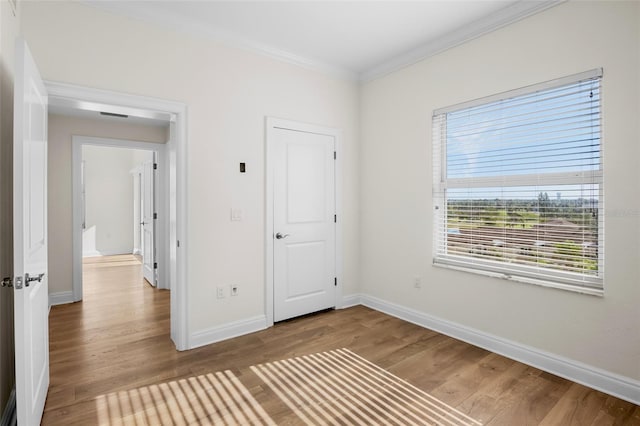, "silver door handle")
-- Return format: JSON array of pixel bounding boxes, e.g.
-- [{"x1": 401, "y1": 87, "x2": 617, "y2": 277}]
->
[
  {"x1": 25, "y1": 273, "x2": 44, "y2": 287},
  {"x1": 275, "y1": 232, "x2": 290, "y2": 239}
]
